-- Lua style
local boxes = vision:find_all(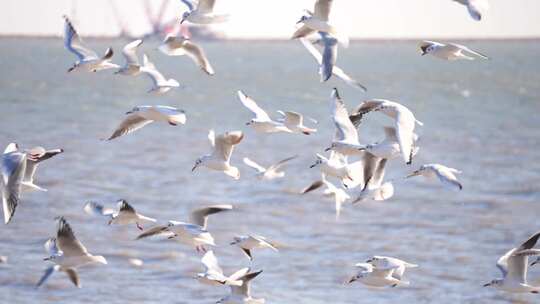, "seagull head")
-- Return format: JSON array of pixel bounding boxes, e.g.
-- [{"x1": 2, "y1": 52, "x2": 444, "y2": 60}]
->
[
  {"x1": 180, "y1": 11, "x2": 191, "y2": 24},
  {"x1": 245, "y1": 119, "x2": 254, "y2": 126},
  {"x1": 531, "y1": 257, "x2": 540, "y2": 267},
  {"x1": 296, "y1": 15, "x2": 309, "y2": 24},
  {"x1": 126, "y1": 106, "x2": 140, "y2": 114},
  {"x1": 310, "y1": 157, "x2": 323, "y2": 168},
  {"x1": 406, "y1": 166, "x2": 426, "y2": 178},
  {"x1": 192, "y1": 158, "x2": 203, "y2": 172},
  {"x1": 230, "y1": 236, "x2": 243, "y2": 245},
  {"x1": 483, "y1": 279, "x2": 502, "y2": 287}
]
